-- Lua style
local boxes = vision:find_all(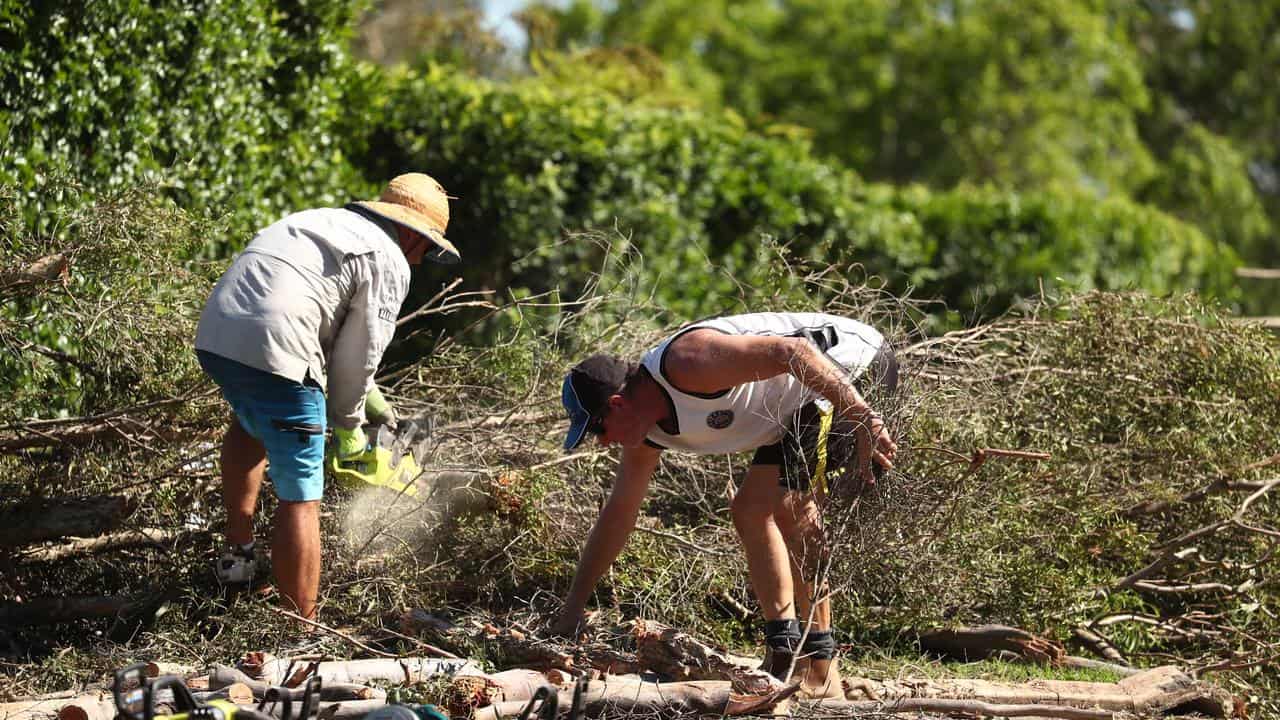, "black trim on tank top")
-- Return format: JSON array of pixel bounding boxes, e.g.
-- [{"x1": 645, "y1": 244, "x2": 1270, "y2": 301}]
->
[
  {"x1": 640, "y1": 365, "x2": 681, "y2": 436},
  {"x1": 659, "y1": 325, "x2": 734, "y2": 399}
]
